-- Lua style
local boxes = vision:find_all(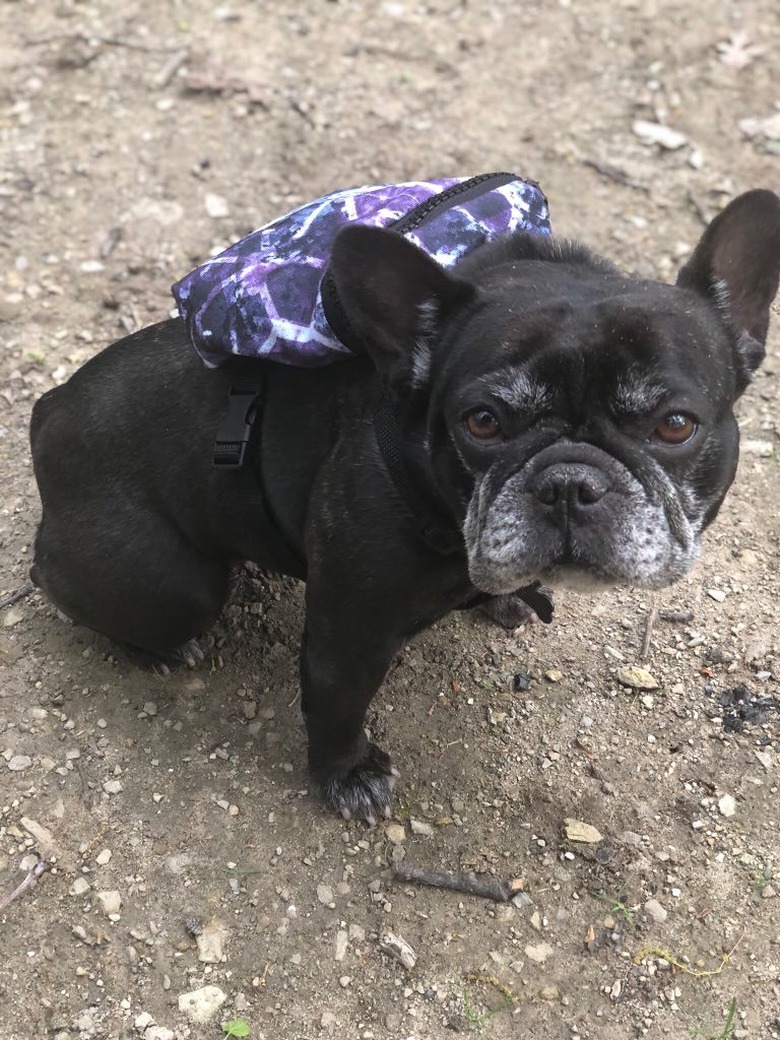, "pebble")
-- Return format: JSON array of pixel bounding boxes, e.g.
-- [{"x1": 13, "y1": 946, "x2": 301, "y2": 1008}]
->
[
  {"x1": 616, "y1": 666, "x2": 659, "y2": 691},
  {"x1": 410, "y1": 819, "x2": 434, "y2": 837},
  {"x1": 761, "y1": 884, "x2": 777, "y2": 899},
  {"x1": 718, "y1": 794, "x2": 737, "y2": 818},
  {"x1": 2, "y1": 607, "x2": 25, "y2": 628},
  {"x1": 7, "y1": 755, "x2": 32, "y2": 771},
  {"x1": 142, "y1": 701, "x2": 158, "y2": 716},
  {"x1": 321, "y1": 1010, "x2": 337, "y2": 1028},
  {"x1": 69, "y1": 877, "x2": 90, "y2": 896},
  {"x1": 384, "y1": 823, "x2": 406, "y2": 844},
  {"x1": 632, "y1": 119, "x2": 688, "y2": 149},
  {"x1": 178, "y1": 985, "x2": 227, "y2": 1023},
  {"x1": 195, "y1": 919, "x2": 225, "y2": 965},
  {"x1": 317, "y1": 884, "x2": 335, "y2": 905},
  {"x1": 97, "y1": 890, "x2": 122, "y2": 914},
  {"x1": 205, "y1": 193, "x2": 230, "y2": 219},
  {"x1": 145, "y1": 1029, "x2": 174, "y2": 1040},
  {"x1": 706, "y1": 588, "x2": 726, "y2": 602},
  {"x1": 134, "y1": 1012, "x2": 154, "y2": 1030},
  {"x1": 644, "y1": 898, "x2": 668, "y2": 923},
  {"x1": 524, "y1": 942, "x2": 554, "y2": 963},
  {"x1": 564, "y1": 818, "x2": 603, "y2": 843},
  {"x1": 95, "y1": 848, "x2": 112, "y2": 866},
  {"x1": 334, "y1": 929, "x2": 349, "y2": 961},
  {"x1": 103, "y1": 779, "x2": 123, "y2": 795},
  {"x1": 540, "y1": 985, "x2": 560, "y2": 1000},
  {"x1": 544, "y1": 669, "x2": 563, "y2": 682}
]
